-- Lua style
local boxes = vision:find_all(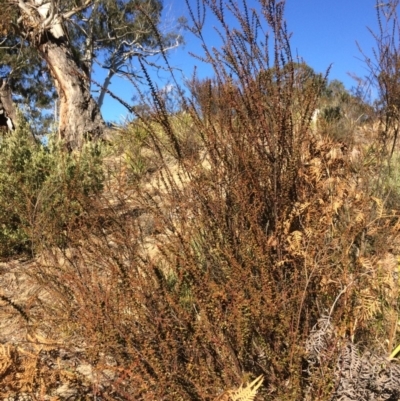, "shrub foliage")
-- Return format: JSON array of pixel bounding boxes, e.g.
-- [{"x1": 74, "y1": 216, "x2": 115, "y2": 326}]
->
[{"x1": 0, "y1": 116, "x2": 103, "y2": 258}]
